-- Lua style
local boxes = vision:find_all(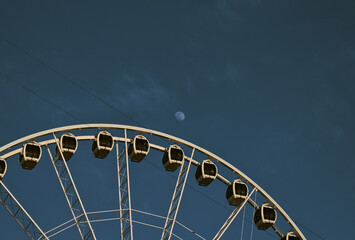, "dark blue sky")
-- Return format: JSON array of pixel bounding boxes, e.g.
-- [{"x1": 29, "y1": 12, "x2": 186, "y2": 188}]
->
[{"x1": 0, "y1": 0, "x2": 354, "y2": 239}]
